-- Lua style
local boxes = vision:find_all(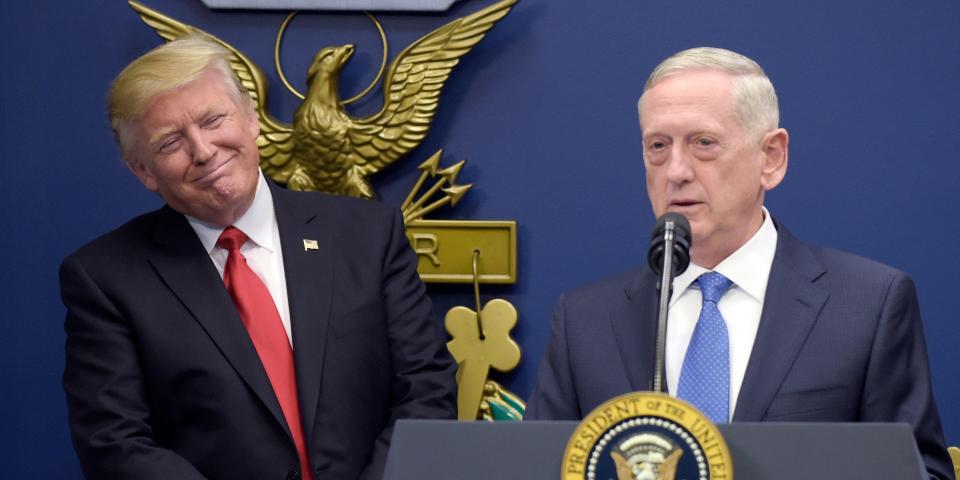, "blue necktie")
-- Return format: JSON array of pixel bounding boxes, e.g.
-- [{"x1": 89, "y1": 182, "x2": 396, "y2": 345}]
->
[{"x1": 678, "y1": 271, "x2": 734, "y2": 423}]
